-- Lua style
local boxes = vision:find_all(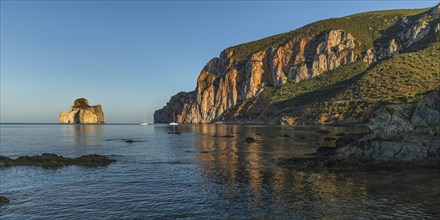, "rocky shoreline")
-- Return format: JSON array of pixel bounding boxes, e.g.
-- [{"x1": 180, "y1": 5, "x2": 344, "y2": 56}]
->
[
  {"x1": 0, "y1": 153, "x2": 116, "y2": 206},
  {"x1": 278, "y1": 88, "x2": 440, "y2": 171},
  {"x1": 0, "y1": 153, "x2": 116, "y2": 168}
]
